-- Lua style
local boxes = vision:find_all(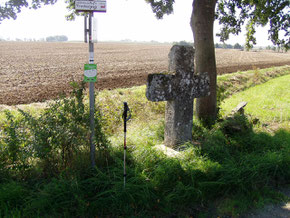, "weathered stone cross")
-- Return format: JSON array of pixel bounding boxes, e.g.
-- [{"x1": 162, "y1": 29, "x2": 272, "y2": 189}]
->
[{"x1": 146, "y1": 45, "x2": 210, "y2": 147}]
